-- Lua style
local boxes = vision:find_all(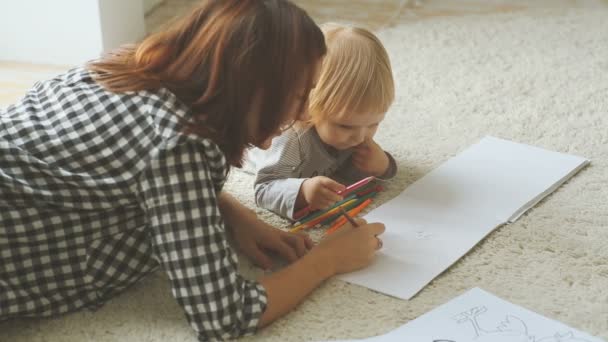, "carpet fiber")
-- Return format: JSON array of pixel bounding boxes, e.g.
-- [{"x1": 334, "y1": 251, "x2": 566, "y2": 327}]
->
[{"x1": 2, "y1": 8, "x2": 607, "y2": 342}]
